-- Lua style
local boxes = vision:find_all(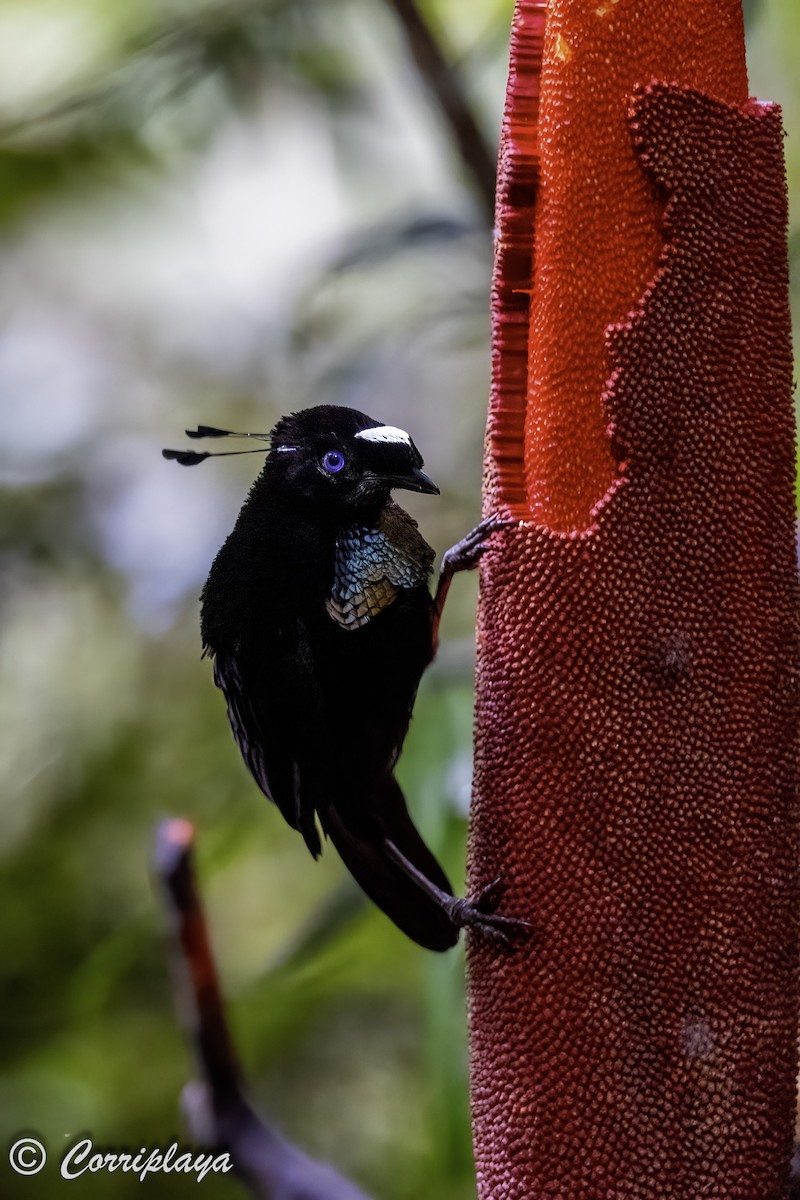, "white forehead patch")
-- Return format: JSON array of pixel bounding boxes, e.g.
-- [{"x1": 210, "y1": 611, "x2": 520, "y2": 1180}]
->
[
  {"x1": 275, "y1": 445, "x2": 298, "y2": 453},
  {"x1": 355, "y1": 425, "x2": 411, "y2": 447}
]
